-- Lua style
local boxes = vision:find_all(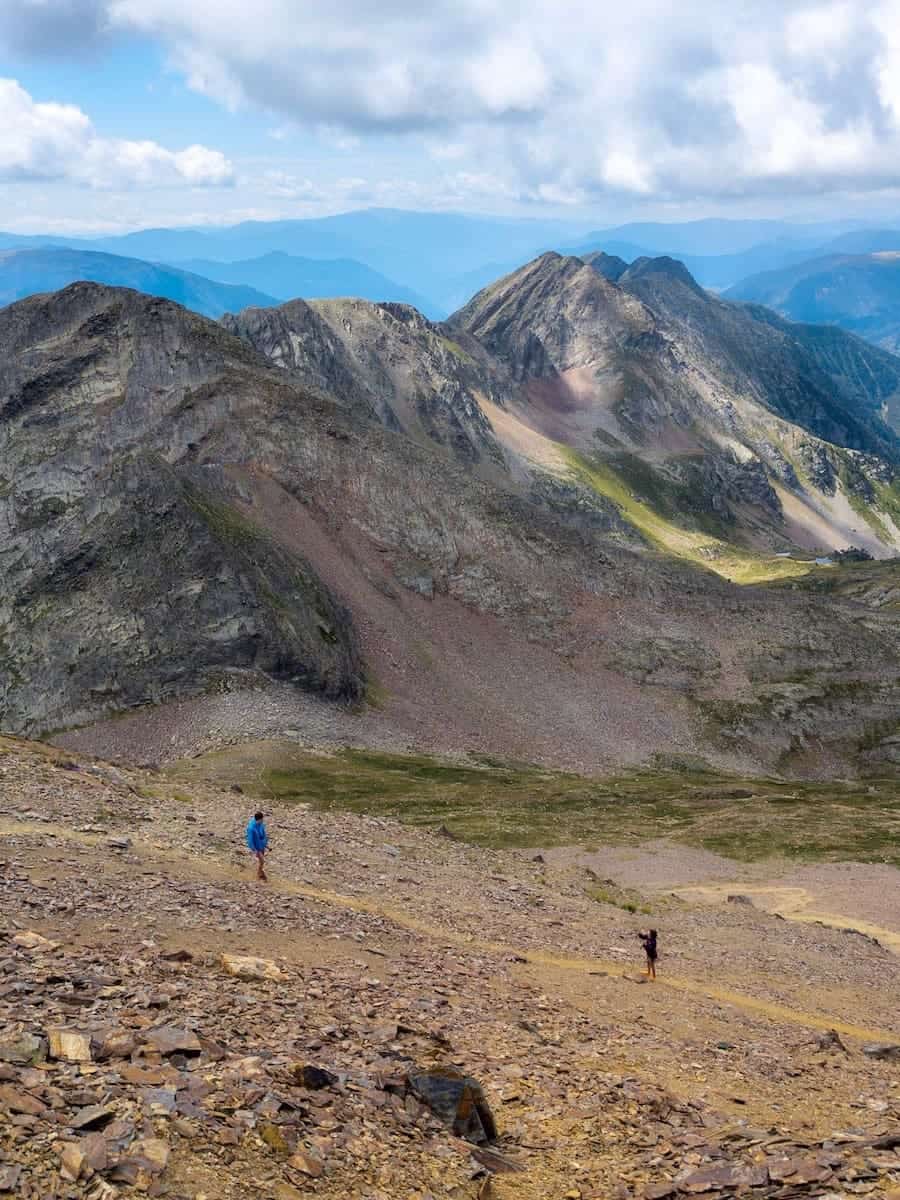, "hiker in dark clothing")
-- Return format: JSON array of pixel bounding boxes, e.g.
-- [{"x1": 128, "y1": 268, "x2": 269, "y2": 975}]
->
[
  {"x1": 245, "y1": 811, "x2": 269, "y2": 882},
  {"x1": 638, "y1": 928, "x2": 658, "y2": 980}
]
